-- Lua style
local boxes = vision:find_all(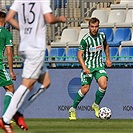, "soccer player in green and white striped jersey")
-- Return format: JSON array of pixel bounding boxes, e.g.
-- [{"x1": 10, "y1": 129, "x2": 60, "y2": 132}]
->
[
  {"x1": 0, "y1": 11, "x2": 16, "y2": 115},
  {"x1": 69, "y1": 17, "x2": 112, "y2": 120}
]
